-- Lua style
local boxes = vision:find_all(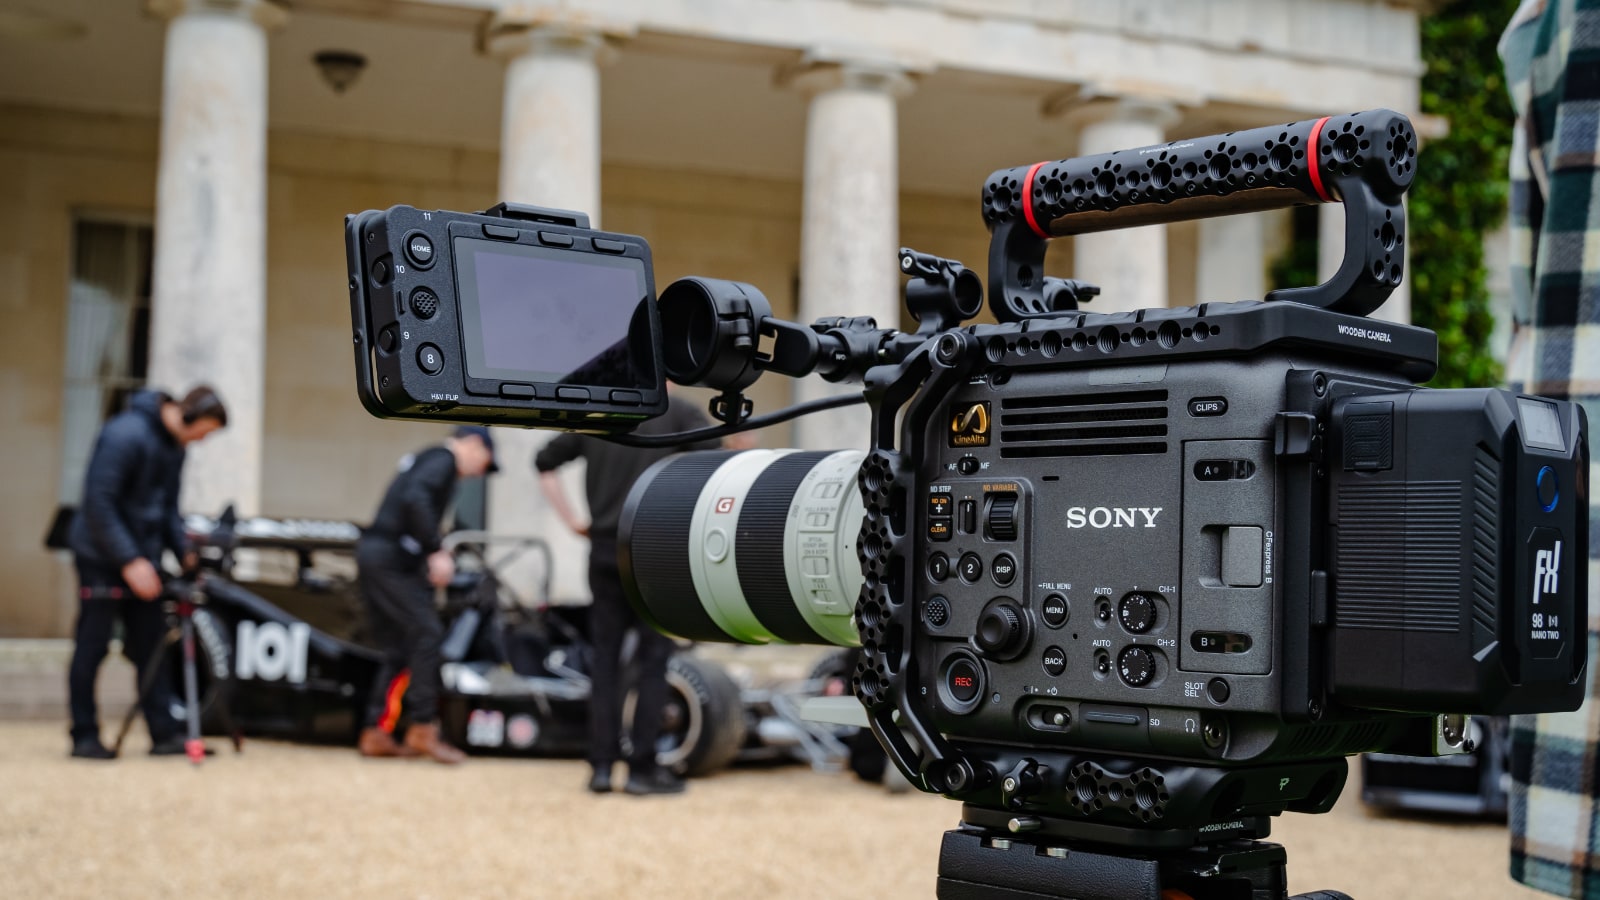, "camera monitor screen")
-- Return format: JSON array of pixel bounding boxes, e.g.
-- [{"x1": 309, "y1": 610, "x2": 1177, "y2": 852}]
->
[{"x1": 453, "y1": 237, "x2": 656, "y2": 389}]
